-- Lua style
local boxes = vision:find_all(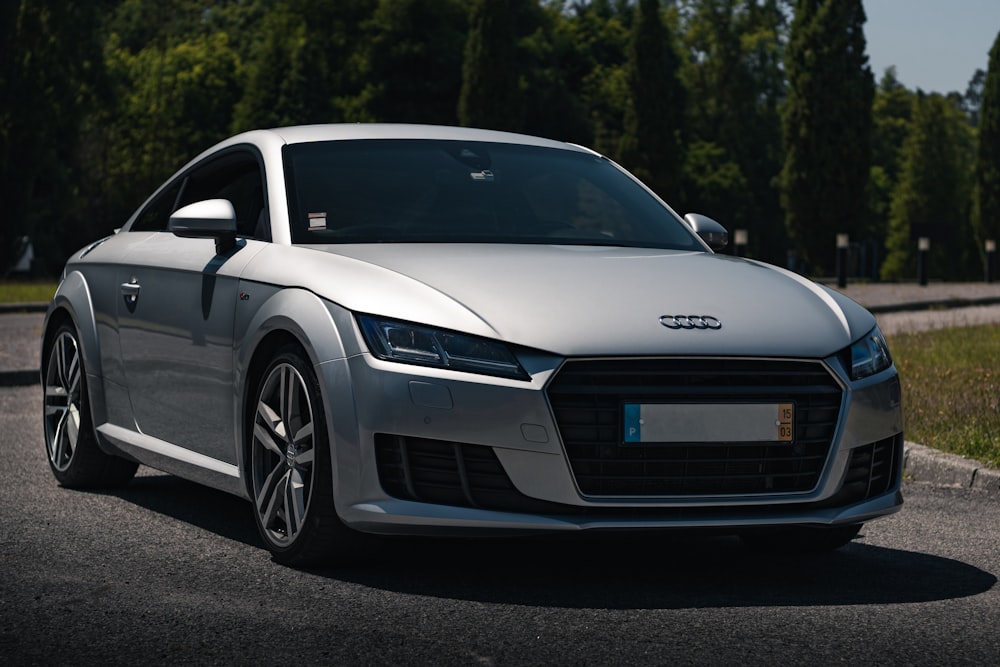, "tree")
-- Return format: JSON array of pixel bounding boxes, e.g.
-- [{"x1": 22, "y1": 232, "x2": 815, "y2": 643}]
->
[
  {"x1": 232, "y1": 0, "x2": 376, "y2": 131},
  {"x1": 458, "y1": 0, "x2": 525, "y2": 131},
  {"x1": 569, "y1": 1, "x2": 632, "y2": 156},
  {"x1": 1, "y1": 0, "x2": 107, "y2": 274},
  {"x1": 868, "y1": 67, "x2": 916, "y2": 267},
  {"x1": 962, "y1": 68, "x2": 986, "y2": 126},
  {"x1": 618, "y1": 0, "x2": 687, "y2": 204},
  {"x1": 881, "y1": 94, "x2": 976, "y2": 281},
  {"x1": 346, "y1": 0, "x2": 466, "y2": 124},
  {"x1": 976, "y1": 30, "x2": 1000, "y2": 256},
  {"x1": 90, "y1": 31, "x2": 241, "y2": 235},
  {"x1": 779, "y1": 0, "x2": 874, "y2": 275},
  {"x1": 679, "y1": 0, "x2": 789, "y2": 263},
  {"x1": 516, "y1": 3, "x2": 592, "y2": 143}
]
